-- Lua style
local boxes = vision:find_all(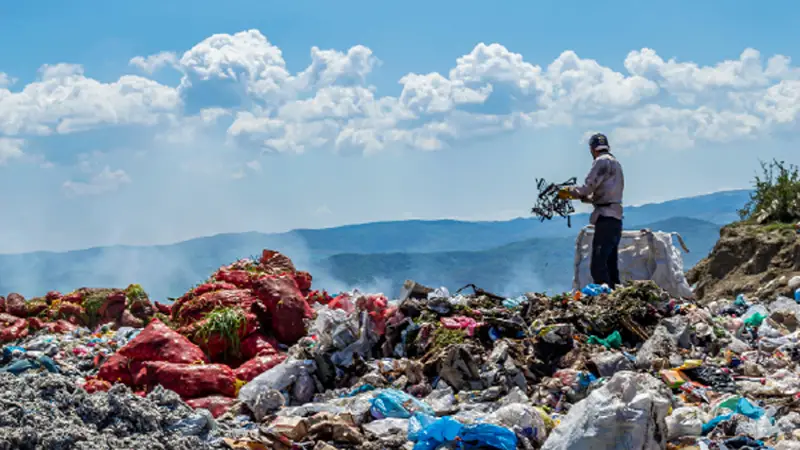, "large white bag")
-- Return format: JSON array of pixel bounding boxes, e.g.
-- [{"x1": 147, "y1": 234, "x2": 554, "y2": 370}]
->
[{"x1": 573, "y1": 226, "x2": 694, "y2": 299}]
